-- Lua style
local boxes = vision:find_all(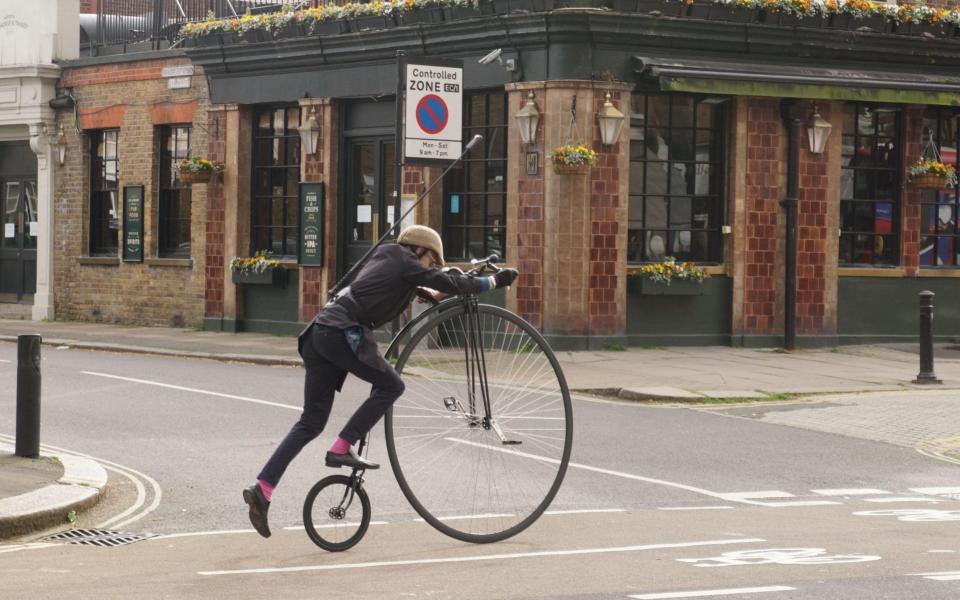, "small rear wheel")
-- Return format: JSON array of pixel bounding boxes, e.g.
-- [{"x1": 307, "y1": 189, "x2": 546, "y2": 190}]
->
[{"x1": 303, "y1": 474, "x2": 371, "y2": 552}]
